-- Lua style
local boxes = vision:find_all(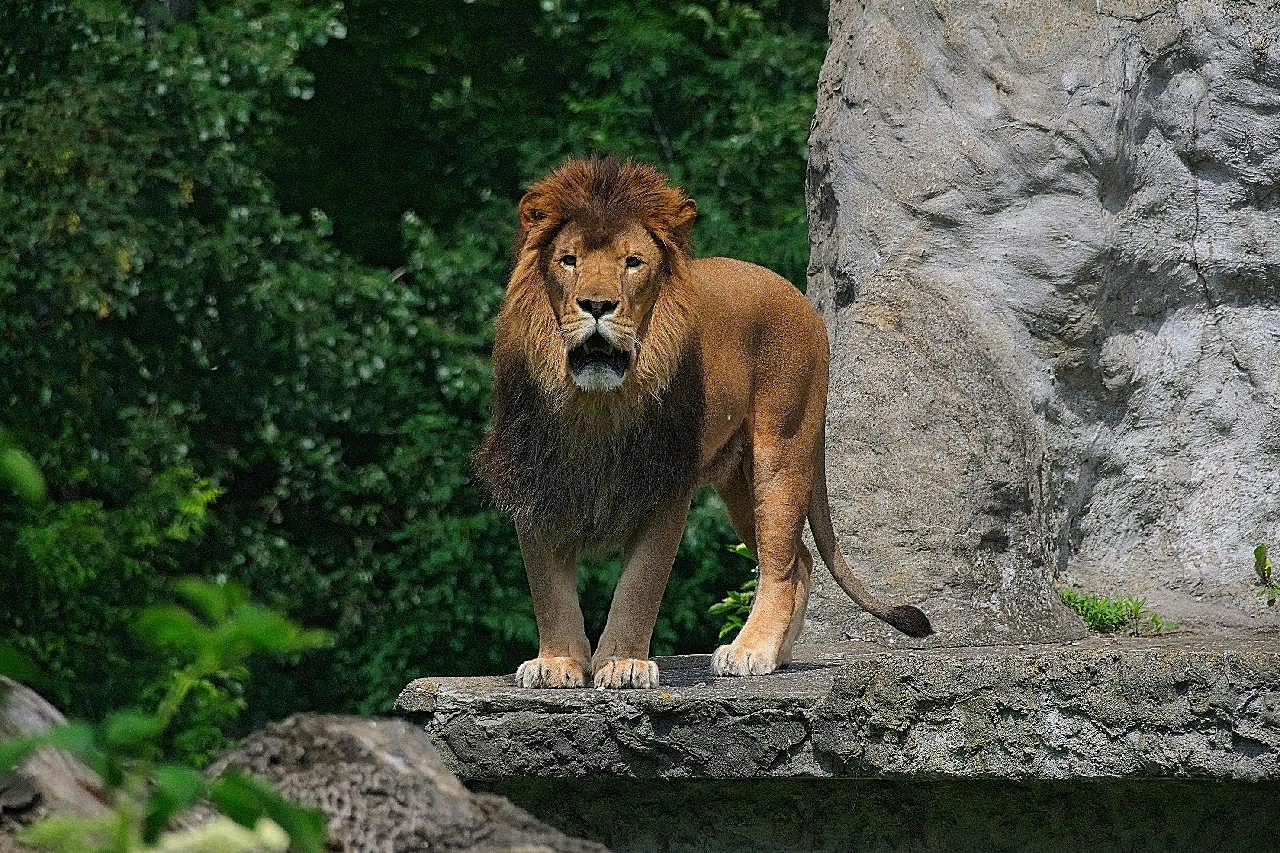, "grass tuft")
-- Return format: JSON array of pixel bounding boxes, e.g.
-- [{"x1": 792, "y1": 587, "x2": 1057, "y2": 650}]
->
[{"x1": 1058, "y1": 588, "x2": 1174, "y2": 636}]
